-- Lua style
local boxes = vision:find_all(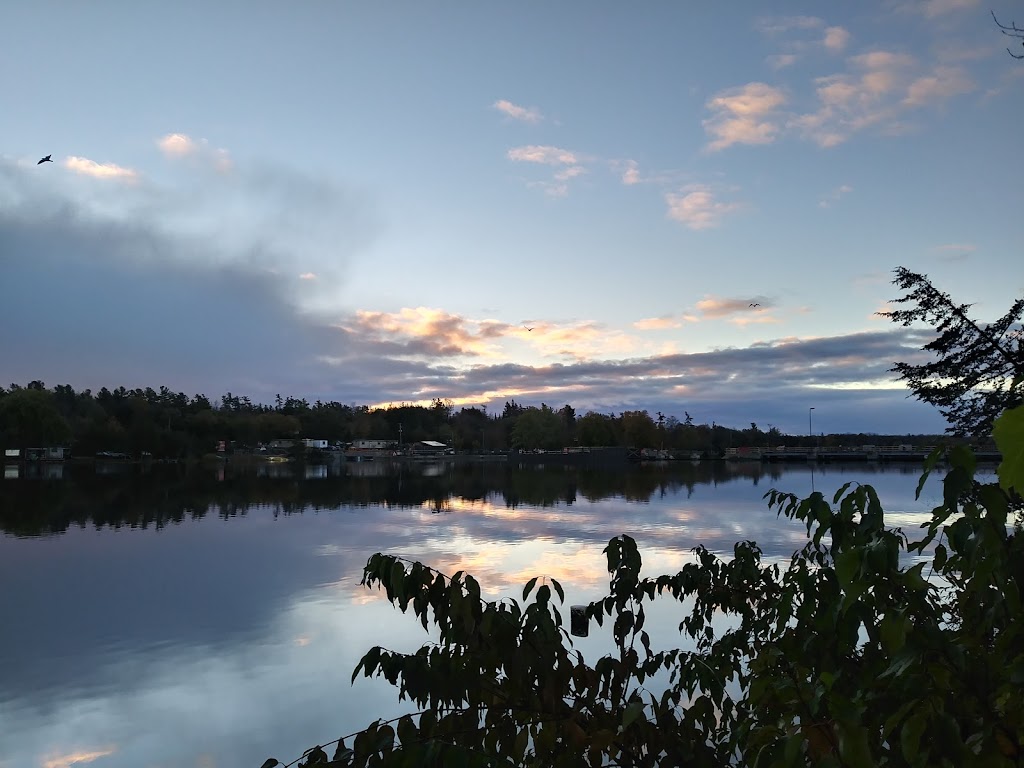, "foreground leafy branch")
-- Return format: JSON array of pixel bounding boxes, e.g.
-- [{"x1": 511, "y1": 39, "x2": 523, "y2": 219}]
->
[{"x1": 267, "y1": 405, "x2": 1024, "y2": 767}]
